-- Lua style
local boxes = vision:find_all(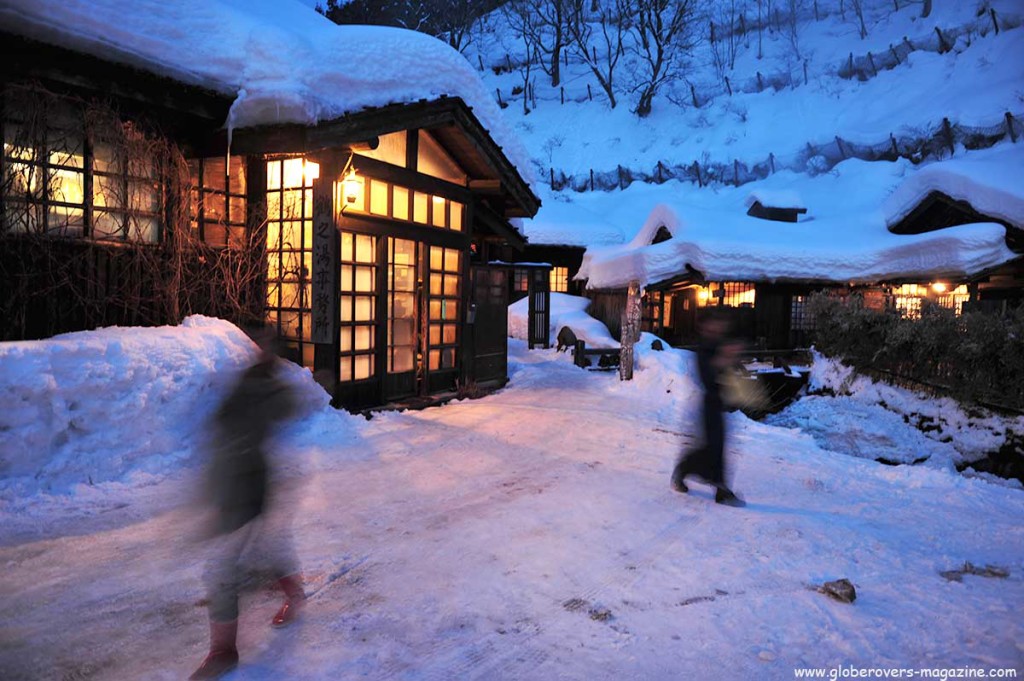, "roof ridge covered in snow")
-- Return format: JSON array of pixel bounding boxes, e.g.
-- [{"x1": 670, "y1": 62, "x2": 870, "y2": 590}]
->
[{"x1": 0, "y1": 0, "x2": 534, "y2": 183}]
